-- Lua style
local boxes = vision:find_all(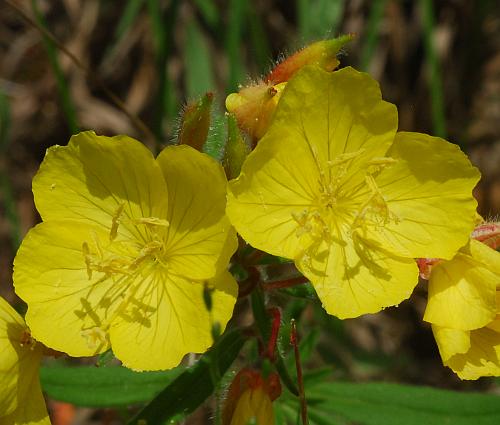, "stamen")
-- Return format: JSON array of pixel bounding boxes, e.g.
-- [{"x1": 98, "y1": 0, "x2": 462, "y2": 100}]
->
[
  {"x1": 81, "y1": 326, "x2": 108, "y2": 350},
  {"x1": 110, "y1": 203, "x2": 126, "y2": 241},
  {"x1": 133, "y1": 217, "x2": 170, "y2": 227},
  {"x1": 82, "y1": 242, "x2": 93, "y2": 280}
]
